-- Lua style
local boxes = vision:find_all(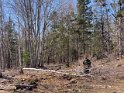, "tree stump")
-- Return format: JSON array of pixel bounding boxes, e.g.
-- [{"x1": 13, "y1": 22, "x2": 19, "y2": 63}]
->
[
  {"x1": 19, "y1": 68, "x2": 24, "y2": 74},
  {"x1": 0, "y1": 71, "x2": 2, "y2": 78}
]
